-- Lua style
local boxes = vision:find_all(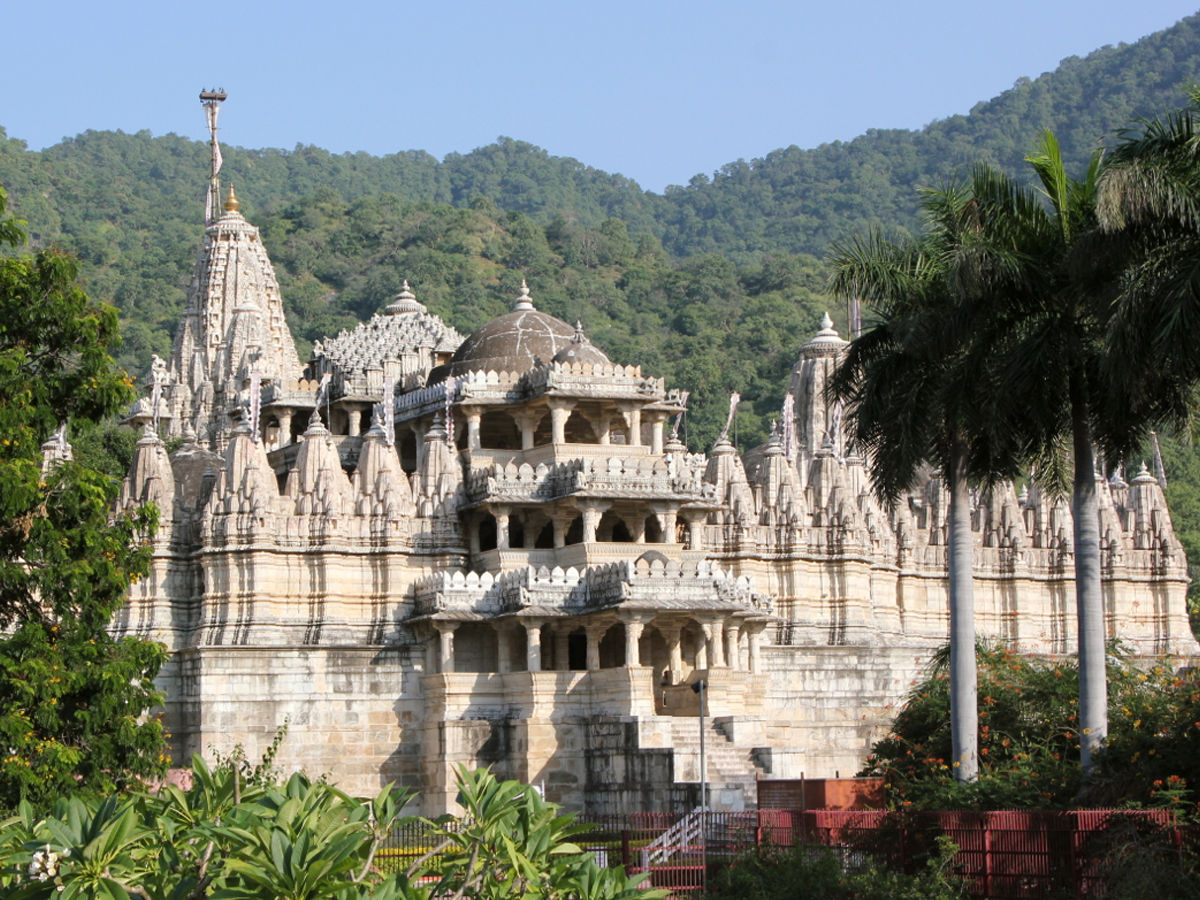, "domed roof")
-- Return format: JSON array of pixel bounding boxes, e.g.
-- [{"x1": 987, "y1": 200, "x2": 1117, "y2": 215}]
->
[
  {"x1": 551, "y1": 322, "x2": 611, "y2": 368},
  {"x1": 435, "y1": 282, "x2": 580, "y2": 380}
]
